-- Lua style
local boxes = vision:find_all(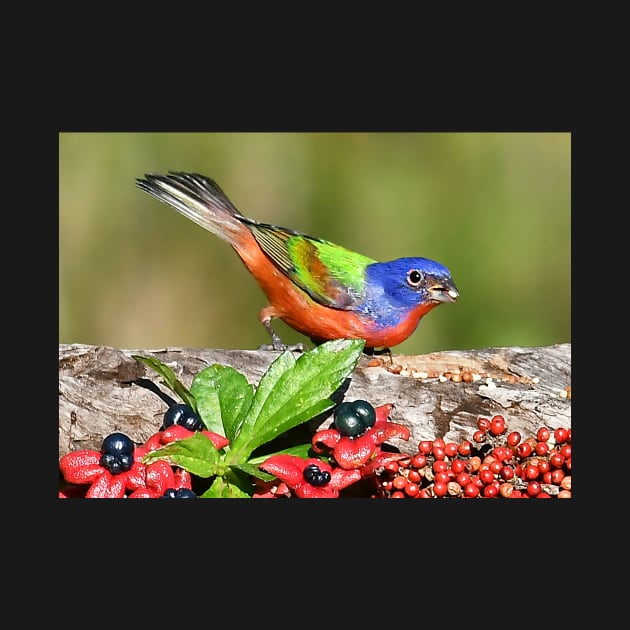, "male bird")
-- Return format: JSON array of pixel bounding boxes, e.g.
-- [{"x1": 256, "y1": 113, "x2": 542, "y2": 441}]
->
[{"x1": 136, "y1": 171, "x2": 459, "y2": 351}]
